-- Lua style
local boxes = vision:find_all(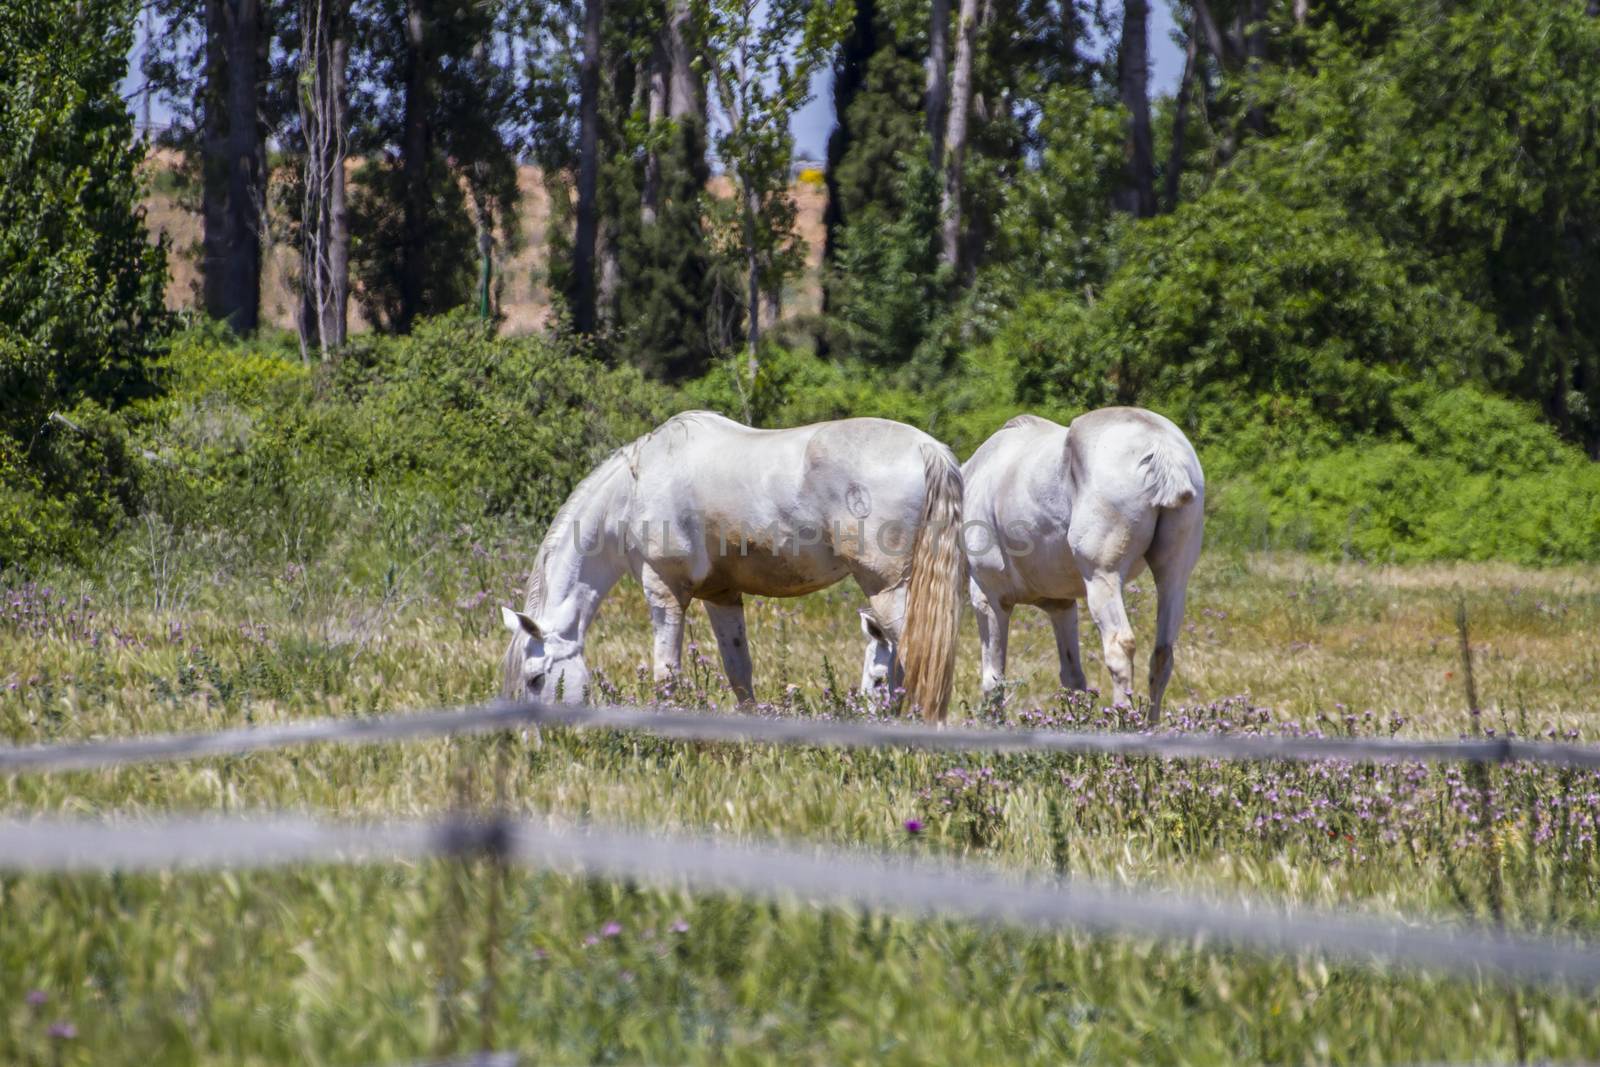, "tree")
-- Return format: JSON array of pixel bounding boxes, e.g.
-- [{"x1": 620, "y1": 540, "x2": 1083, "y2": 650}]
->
[
  {"x1": 397, "y1": 0, "x2": 432, "y2": 332},
  {"x1": 938, "y1": 0, "x2": 977, "y2": 267},
  {"x1": 926, "y1": 0, "x2": 950, "y2": 166},
  {"x1": 201, "y1": 0, "x2": 268, "y2": 332},
  {"x1": 1241, "y1": 0, "x2": 1600, "y2": 452},
  {"x1": 704, "y1": 0, "x2": 851, "y2": 366},
  {"x1": 296, "y1": 0, "x2": 350, "y2": 357},
  {"x1": 347, "y1": 0, "x2": 520, "y2": 331},
  {"x1": 820, "y1": 0, "x2": 923, "y2": 269},
  {"x1": 1162, "y1": 14, "x2": 1199, "y2": 211},
  {"x1": 573, "y1": 0, "x2": 603, "y2": 333},
  {"x1": 1, "y1": 0, "x2": 170, "y2": 563},
  {"x1": 620, "y1": 0, "x2": 724, "y2": 381},
  {"x1": 1115, "y1": 0, "x2": 1156, "y2": 217}
]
